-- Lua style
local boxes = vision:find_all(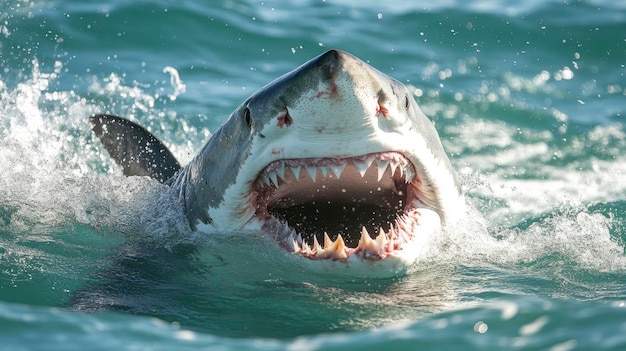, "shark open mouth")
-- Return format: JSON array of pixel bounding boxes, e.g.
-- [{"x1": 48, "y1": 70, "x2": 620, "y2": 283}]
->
[{"x1": 253, "y1": 152, "x2": 436, "y2": 261}]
